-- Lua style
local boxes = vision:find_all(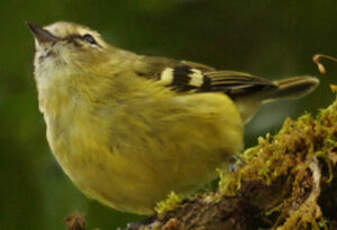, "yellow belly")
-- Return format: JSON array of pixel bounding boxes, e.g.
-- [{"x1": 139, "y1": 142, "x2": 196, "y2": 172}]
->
[{"x1": 45, "y1": 93, "x2": 243, "y2": 214}]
